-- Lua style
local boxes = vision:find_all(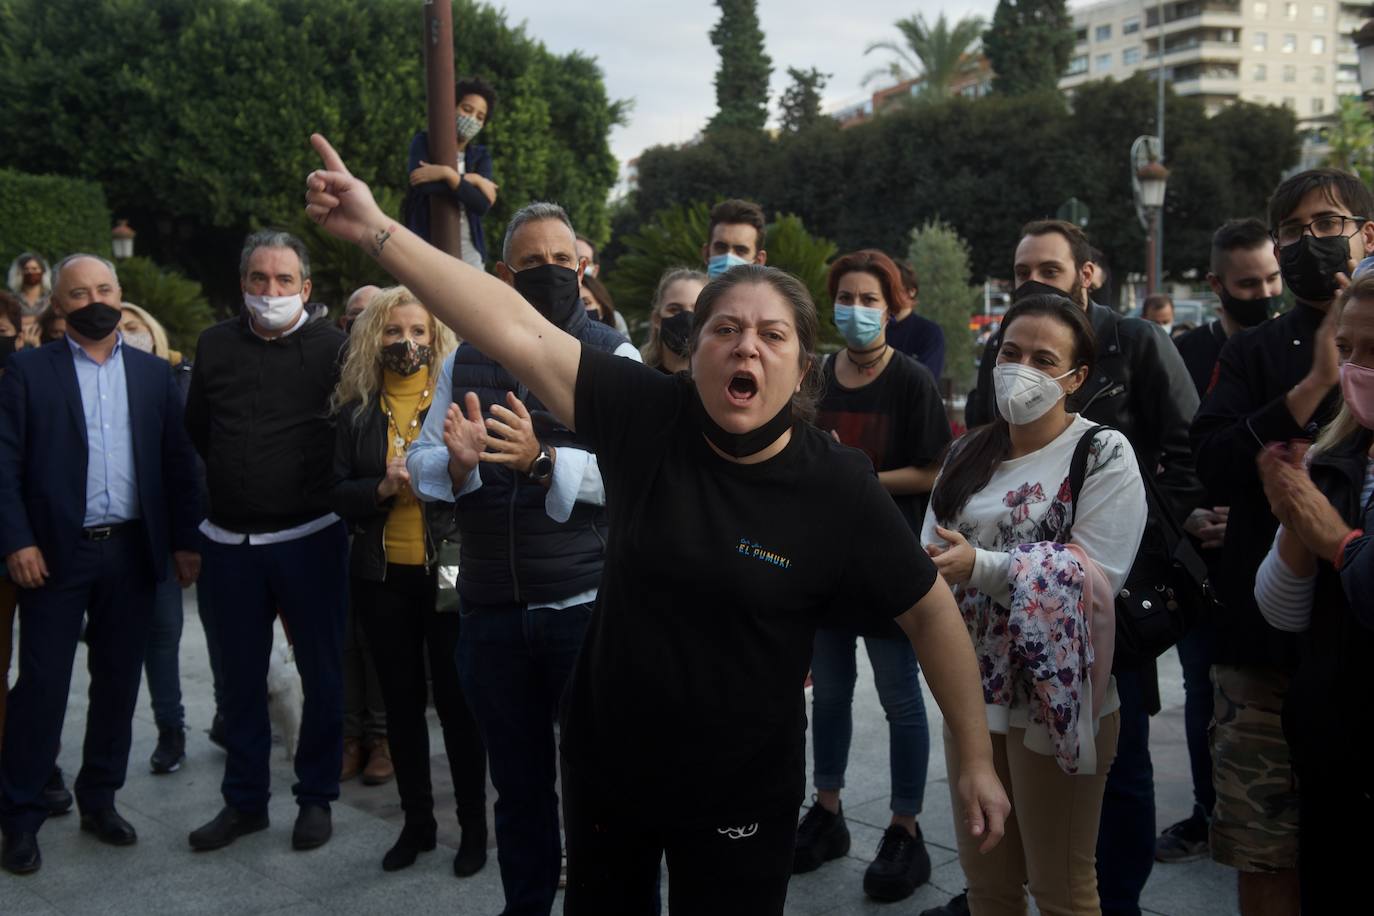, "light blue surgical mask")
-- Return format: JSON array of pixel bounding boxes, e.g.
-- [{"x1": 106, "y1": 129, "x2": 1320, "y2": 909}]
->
[
  {"x1": 707, "y1": 253, "x2": 749, "y2": 278},
  {"x1": 833, "y1": 302, "x2": 886, "y2": 348}
]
